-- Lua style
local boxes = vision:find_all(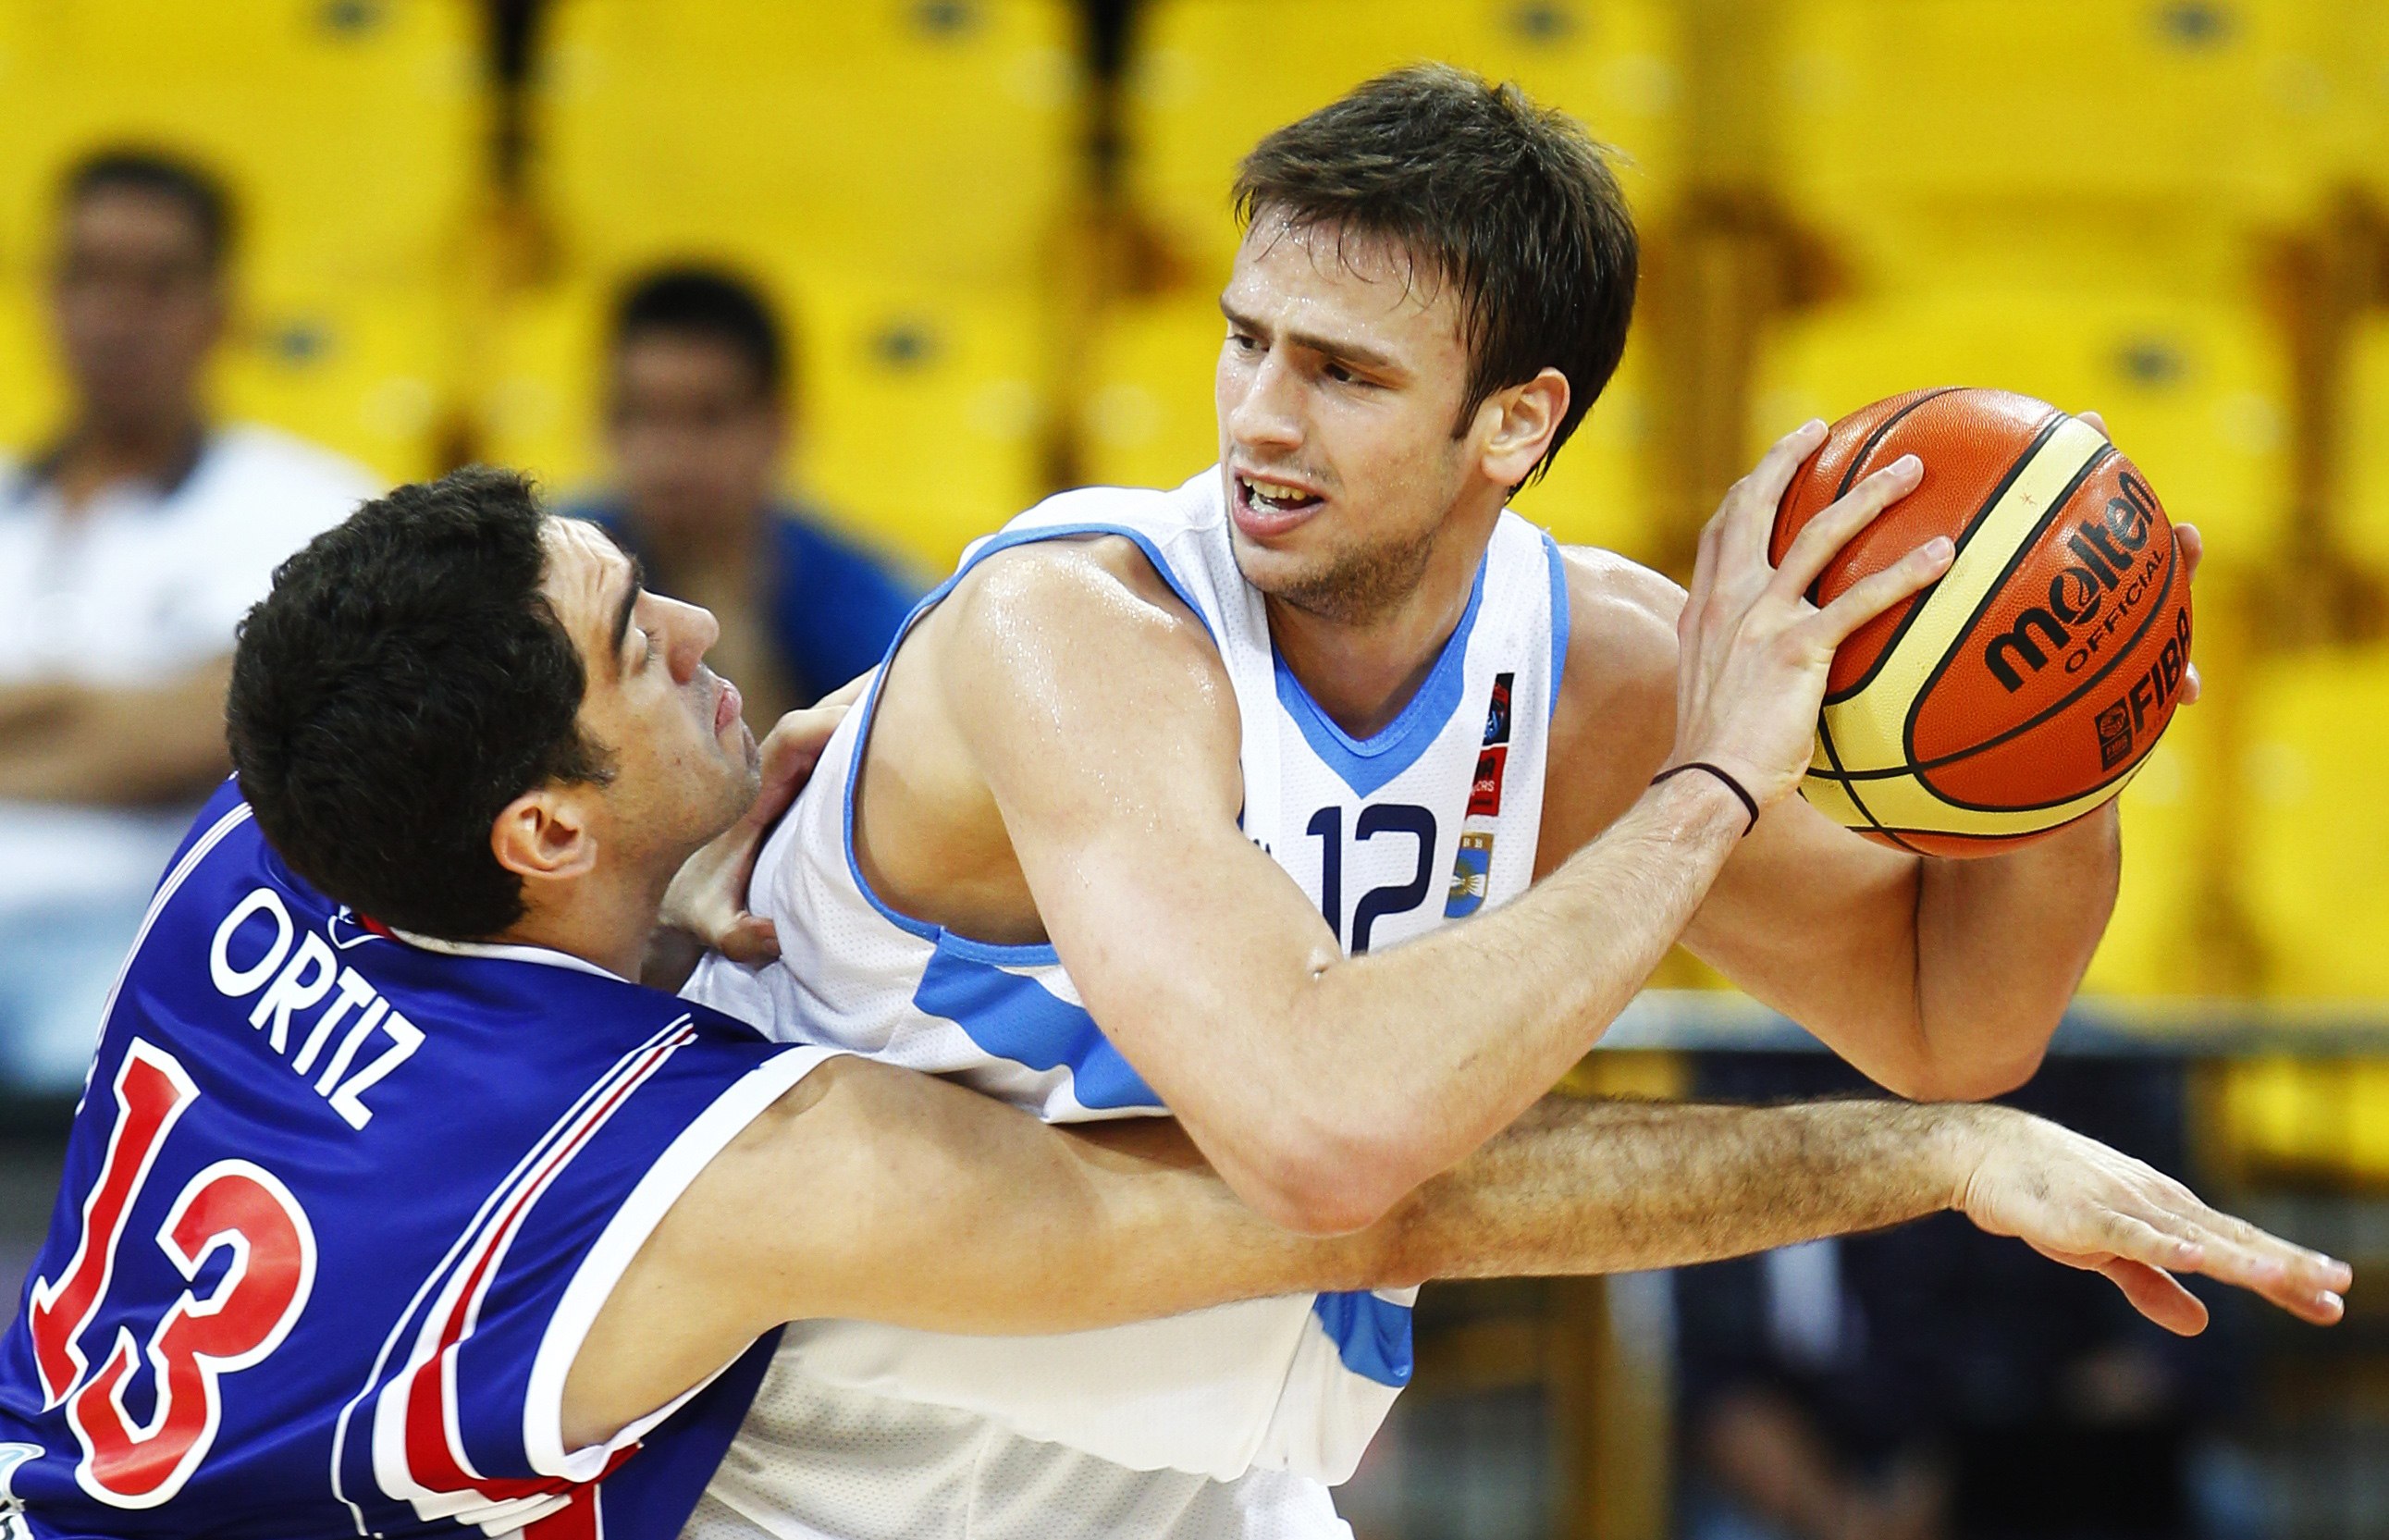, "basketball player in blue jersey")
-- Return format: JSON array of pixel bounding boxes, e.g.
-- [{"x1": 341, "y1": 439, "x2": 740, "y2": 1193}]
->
[
  {"x1": 0, "y1": 470, "x2": 2331, "y2": 1538},
  {"x1": 678, "y1": 66, "x2": 2265, "y2": 1539}
]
